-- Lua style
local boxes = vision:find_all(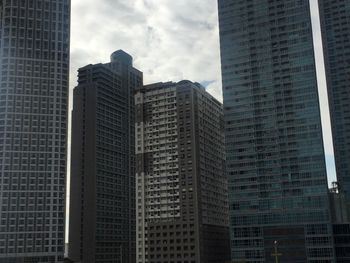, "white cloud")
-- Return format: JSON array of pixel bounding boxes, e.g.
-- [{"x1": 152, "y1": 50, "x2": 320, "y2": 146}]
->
[{"x1": 70, "y1": 0, "x2": 221, "y2": 90}]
